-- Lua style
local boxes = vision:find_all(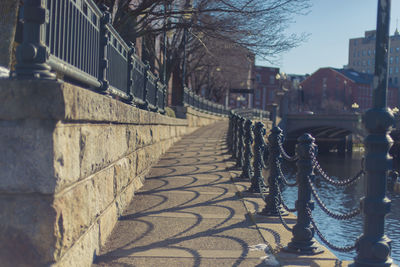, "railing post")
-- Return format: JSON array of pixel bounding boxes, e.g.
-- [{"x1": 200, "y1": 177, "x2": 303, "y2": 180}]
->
[
  {"x1": 98, "y1": 5, "x2": 111, "y2": 93},
  {"x1": 351, "y1": 0, "x2": 394, "y2": 265},
  {"x1": 14, "y1": 0, "x2": 55, "y2": 80},
  {"x1": 126, "y1": 43, "x2": 135, "y2": 104},
  {"x1": 241, "y1": 119, "x2": 254, "y2": 179},
  {"x1": 285, "y1": 133, "x2": 323, "y2": 255},
  {"x1": 236, "y1": 116, "x2": 245, "y2": 167},
  {"x1": 260, "y1": 127, "x2": 287, "y2": 215},
  {"x1": 139, "y1": 62, "x2": 150, "y2": 110},
  {"x1": 154, "y1": 77, "x2": 160, "y2": 111},
  {"x1": 250, "y1": 122, "x2": 267, "y2": 193}
]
